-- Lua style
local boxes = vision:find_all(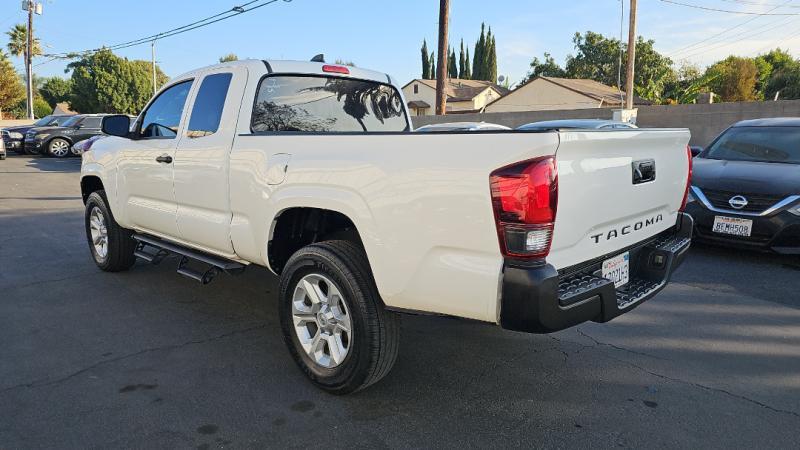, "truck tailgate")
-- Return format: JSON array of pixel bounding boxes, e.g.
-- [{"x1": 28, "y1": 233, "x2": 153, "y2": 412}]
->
[{"x1": 548, "y1": 129, "x2": 691, "y2": 270}]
